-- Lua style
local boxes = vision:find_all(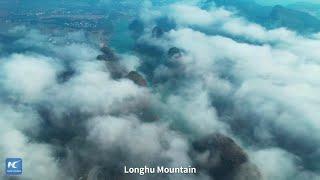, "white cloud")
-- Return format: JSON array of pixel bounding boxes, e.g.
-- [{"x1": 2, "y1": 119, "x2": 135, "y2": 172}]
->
[
  {"x1": 251, "y1": 148, "x2": 298, "y2": 180},
  {"x1": 87, "y1": 115, "x2": 193, "y2": 173},
  {"x1": 50, "y1": 62, "x2": 147, "y2": 115},
  {"x1": 1, "y1": 2, "x2": 320, "y2": 179},
  {"x1": 0, "y1": 130, "x2": 70, "y2": 180},
  {"x1": 1, "y1": 54, "x2": 59, "y2": 102},
  {"x1": 168, "y1": 4, "x2": 232, "y2": 26},
  {"x1": 0, "y1": 104, "x2": 70, "y2": 180},
  {"x1": 142, "y1": 5, "x2": 320, "y2": 178}
]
